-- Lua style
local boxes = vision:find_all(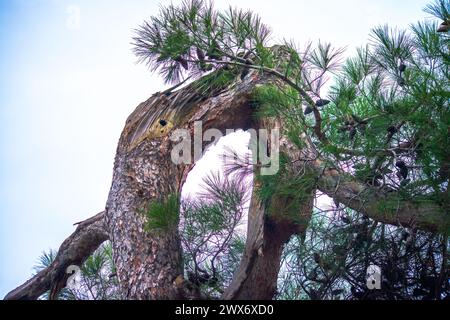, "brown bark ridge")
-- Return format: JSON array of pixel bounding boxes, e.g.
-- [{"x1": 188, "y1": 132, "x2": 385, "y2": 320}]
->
[{"x1": 4, "y1": 211, "x2": 107, "y2": 300}]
